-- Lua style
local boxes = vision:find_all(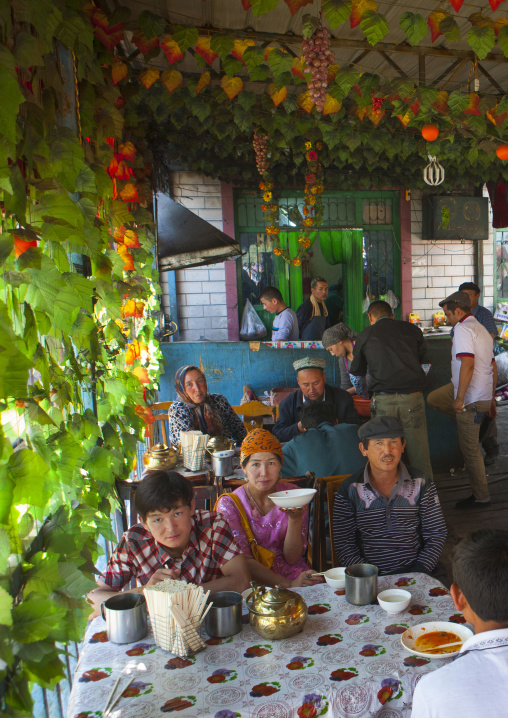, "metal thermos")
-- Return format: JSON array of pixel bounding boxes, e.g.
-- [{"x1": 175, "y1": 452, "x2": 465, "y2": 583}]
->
[
  {"x1": 204, "y1": 591, "x2": 242, "y2": 638},
  {"x1": 345, "y1": 564, "x2": 379, "y2": 605},
  {"x1": 101, "y1": 593, "x2": 148, "y2": 644},
  {"x1": 211, "y1": 449, "x2": 238, "y2": 477}
]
